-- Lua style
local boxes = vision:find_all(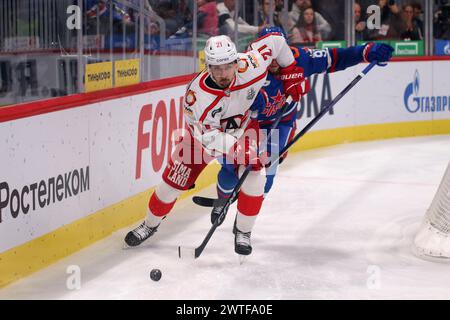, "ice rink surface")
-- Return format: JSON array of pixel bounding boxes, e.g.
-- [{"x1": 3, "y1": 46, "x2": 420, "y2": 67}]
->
[{"x1": 1, "y1": 134, "x2": 450, "y2": 300}]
